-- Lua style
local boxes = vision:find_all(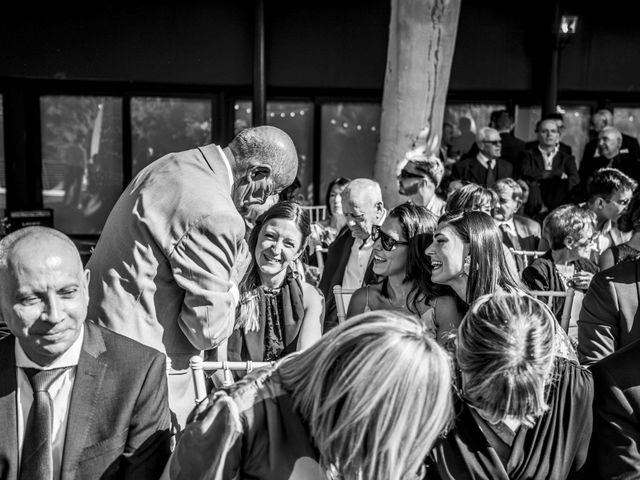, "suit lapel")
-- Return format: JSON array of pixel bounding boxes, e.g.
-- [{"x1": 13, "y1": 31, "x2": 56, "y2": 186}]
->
[
  {"x1": 552, "y1": 151, "x2": 564, "y2": 171},
  {"x1": 0, "y1": 338, "x2": 18, "y2": 480},
  {"x1": 60, "y1": 323, "x2": 107, "y2": 478}
]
